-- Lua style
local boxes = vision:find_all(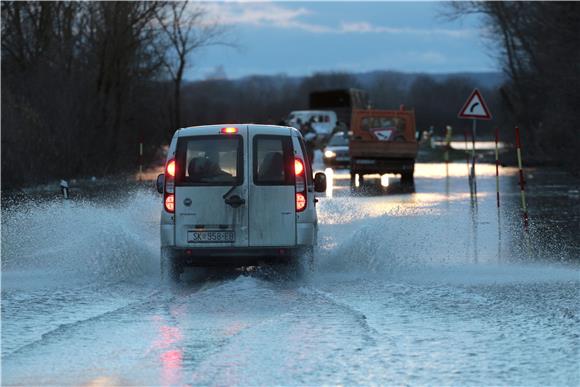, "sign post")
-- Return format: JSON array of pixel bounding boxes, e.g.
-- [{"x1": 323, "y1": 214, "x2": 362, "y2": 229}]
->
[
  {"x1": 515, "y1": 126, "x2": 528, "y2": 224},
  {"x1": 458, "y1": 88, "x2": 492, "y2": 184}
]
